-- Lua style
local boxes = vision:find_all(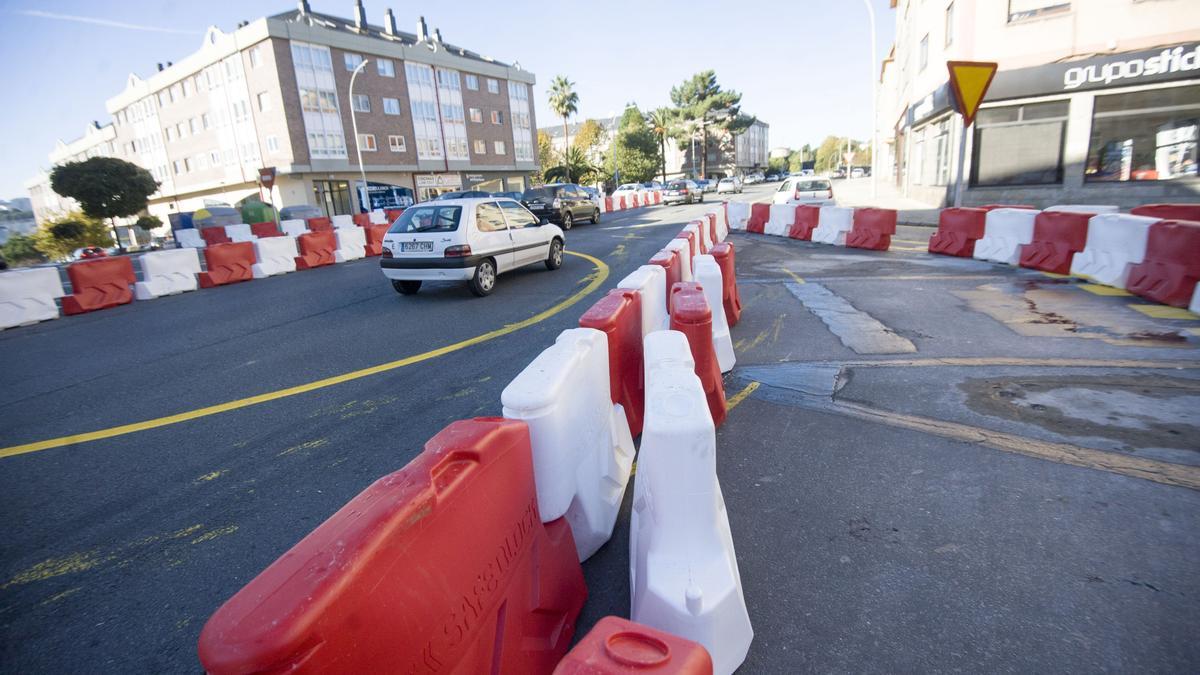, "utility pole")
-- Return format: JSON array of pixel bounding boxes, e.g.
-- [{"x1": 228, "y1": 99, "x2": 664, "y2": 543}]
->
[{"x1": 348, "y1": 58, "x2": 370, "y2": 212}]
